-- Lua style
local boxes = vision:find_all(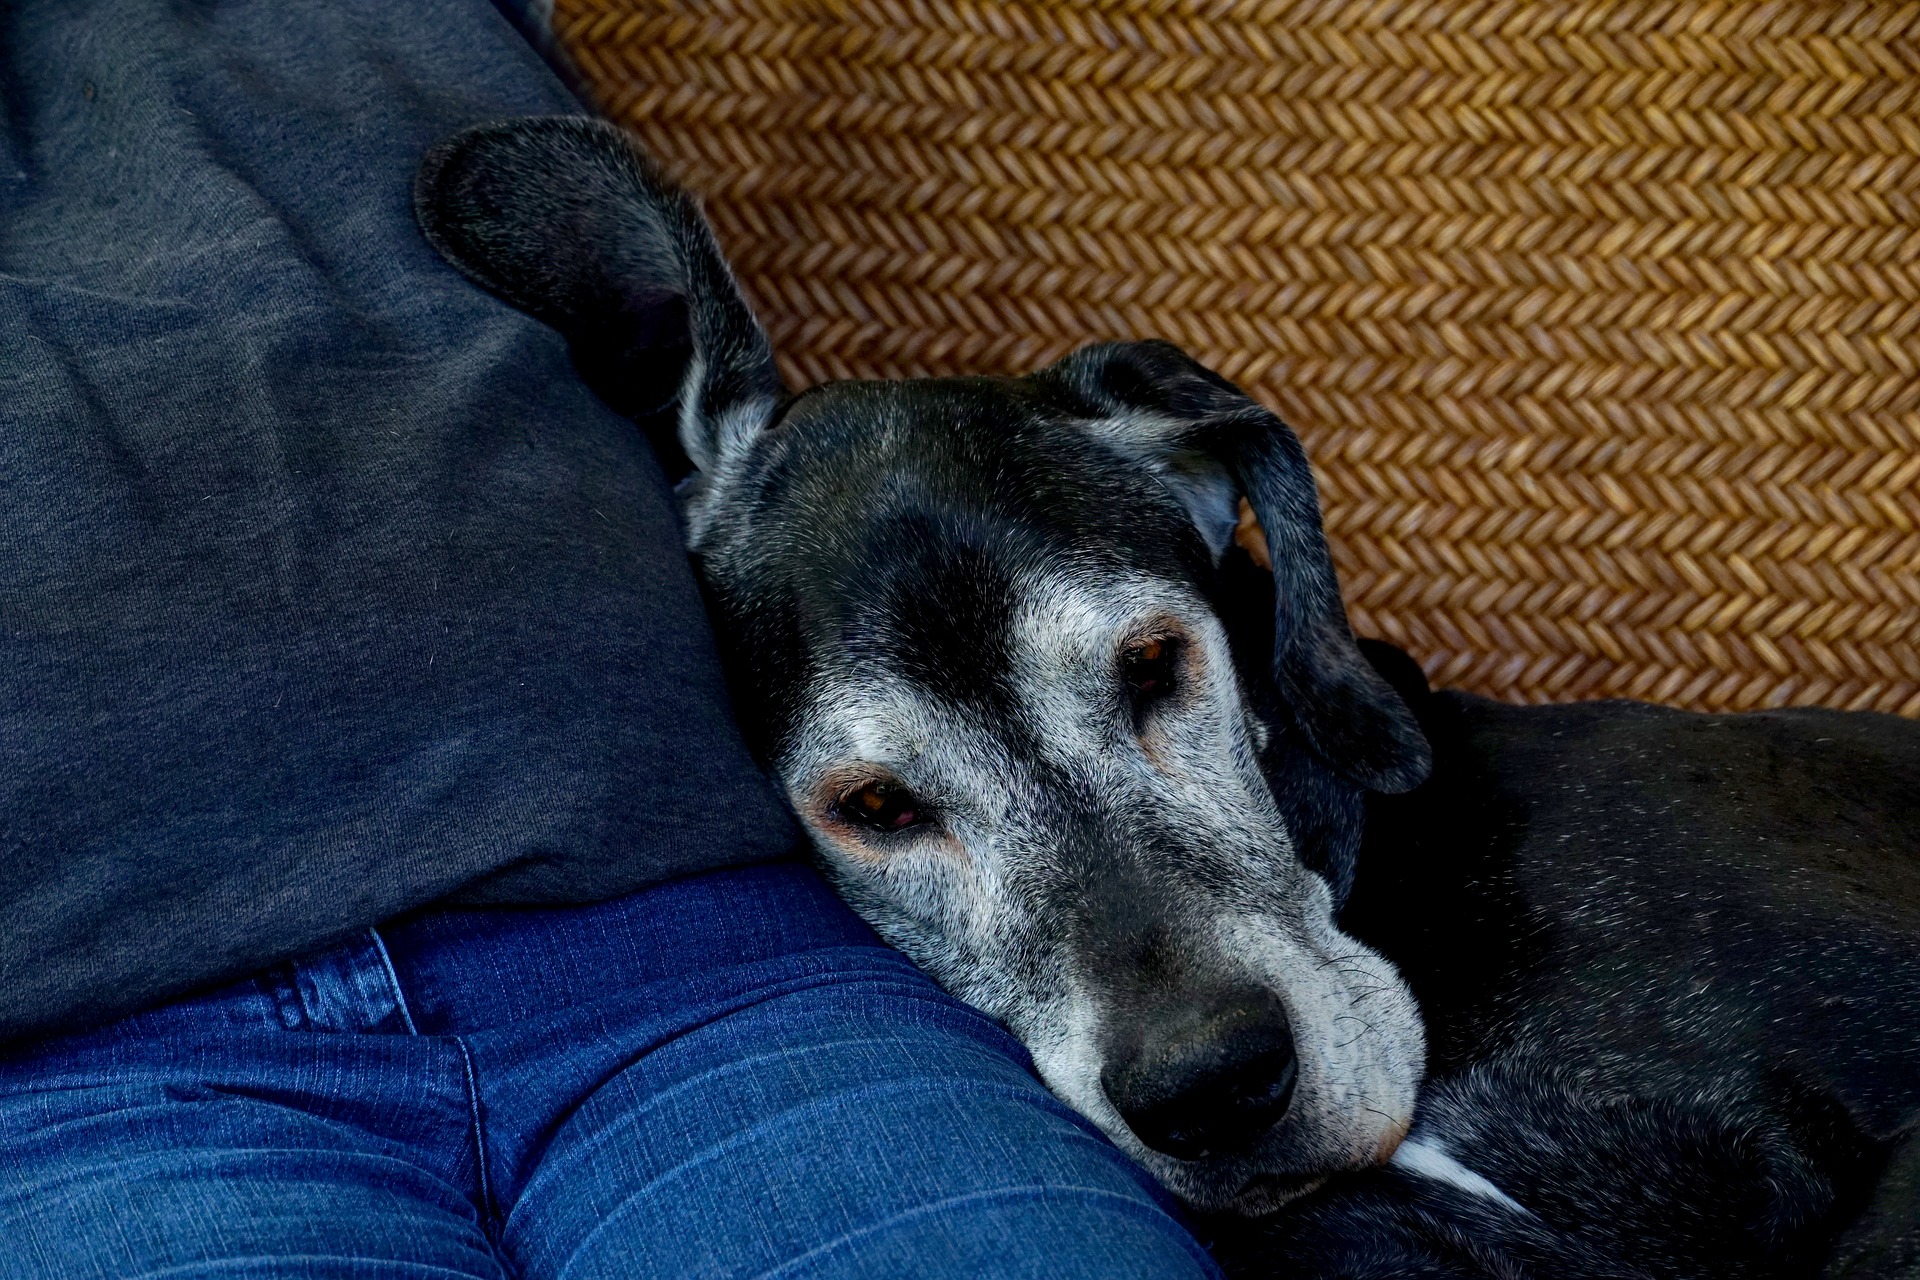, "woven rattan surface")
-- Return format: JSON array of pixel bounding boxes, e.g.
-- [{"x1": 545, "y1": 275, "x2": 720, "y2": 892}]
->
[{"x1": 554, "y1": 0, "x2": 1920, "y2": 716}]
